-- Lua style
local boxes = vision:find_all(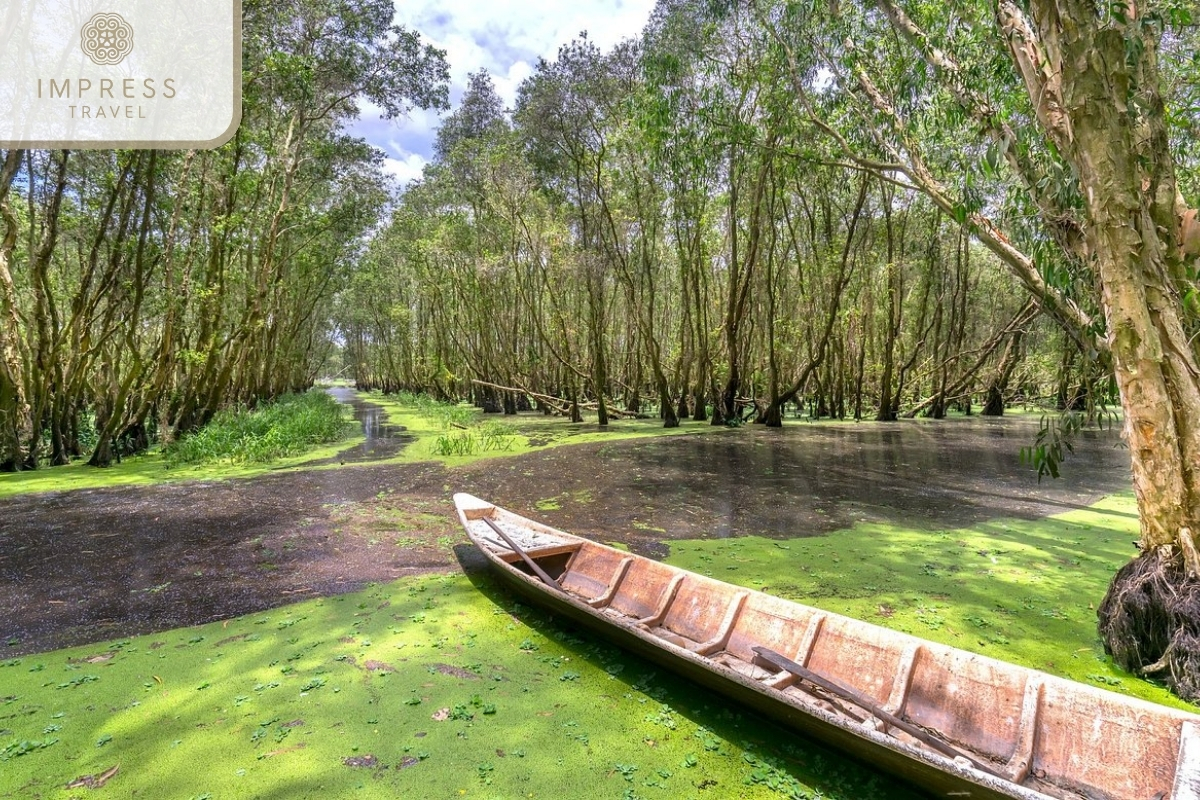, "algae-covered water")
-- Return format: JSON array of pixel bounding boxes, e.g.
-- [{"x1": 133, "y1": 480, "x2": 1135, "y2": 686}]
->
[{"x1": 0, "y1": 570, "x2": 908, "y2": 800}]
